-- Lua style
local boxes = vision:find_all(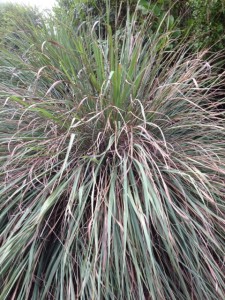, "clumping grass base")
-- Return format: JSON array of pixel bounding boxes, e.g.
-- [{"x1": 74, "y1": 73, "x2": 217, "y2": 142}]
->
[{"x1": 0, "y1": 9, "x2": 225, "y2": 300}]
